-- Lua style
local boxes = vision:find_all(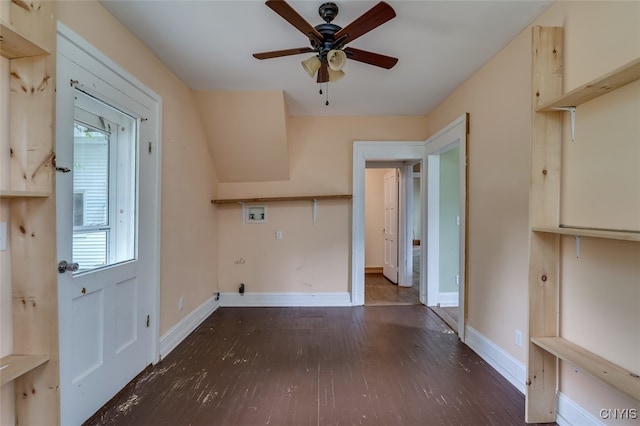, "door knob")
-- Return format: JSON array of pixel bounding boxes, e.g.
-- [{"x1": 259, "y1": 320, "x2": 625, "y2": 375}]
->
[{"x1": 58, "y1": 260, "x2": 79, "y2": 273}]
